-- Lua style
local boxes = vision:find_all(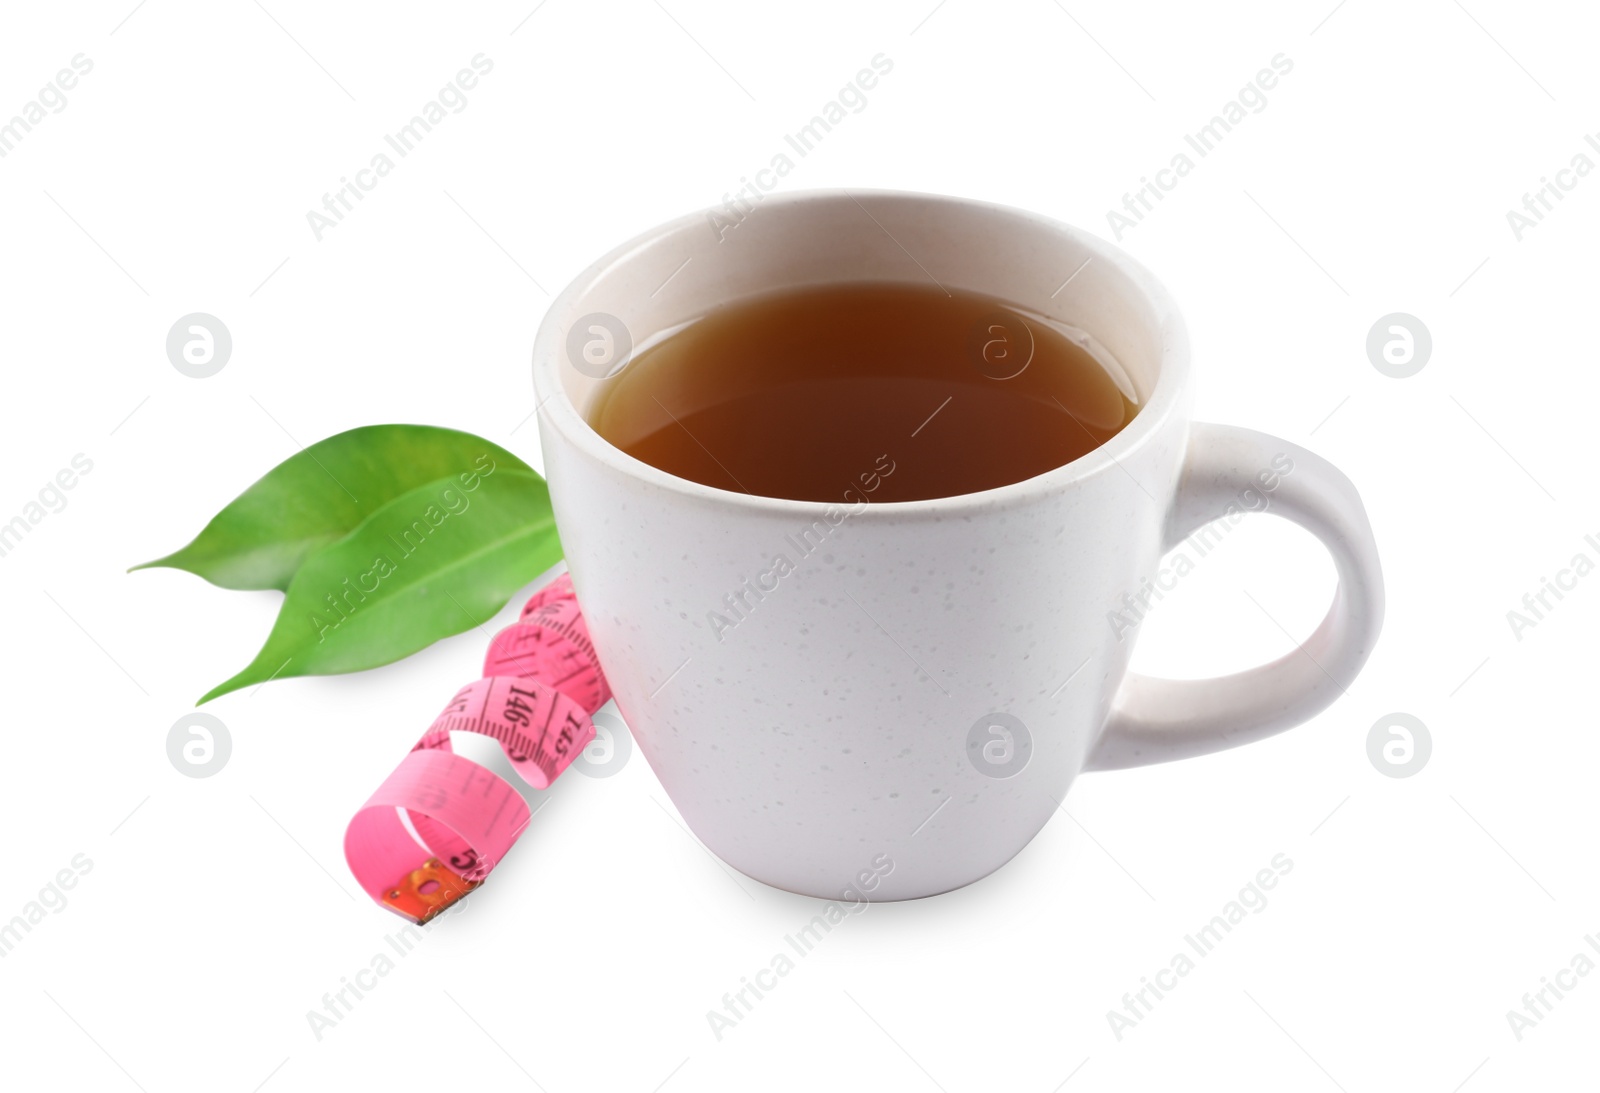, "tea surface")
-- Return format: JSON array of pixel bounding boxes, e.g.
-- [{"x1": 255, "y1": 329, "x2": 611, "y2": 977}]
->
[{"x1": 587, "y1": 282, "x2": 1138, "y2": 503}]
